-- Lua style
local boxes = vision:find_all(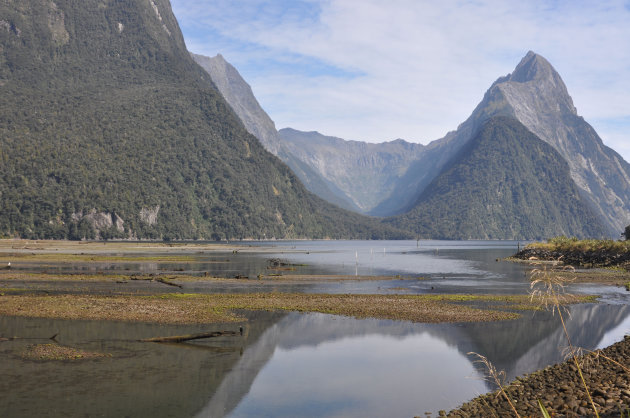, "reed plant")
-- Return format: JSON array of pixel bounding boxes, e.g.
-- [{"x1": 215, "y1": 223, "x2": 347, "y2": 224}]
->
[
  {"x1": 469, "y1": 257, "x2": 618, "y2": 417},
  {"x1": 529, "y1": 259, "x2": 600, "y2": 417},
  {"x1": 468, "y1": 352, "x2": 521, "y2": 417}
]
